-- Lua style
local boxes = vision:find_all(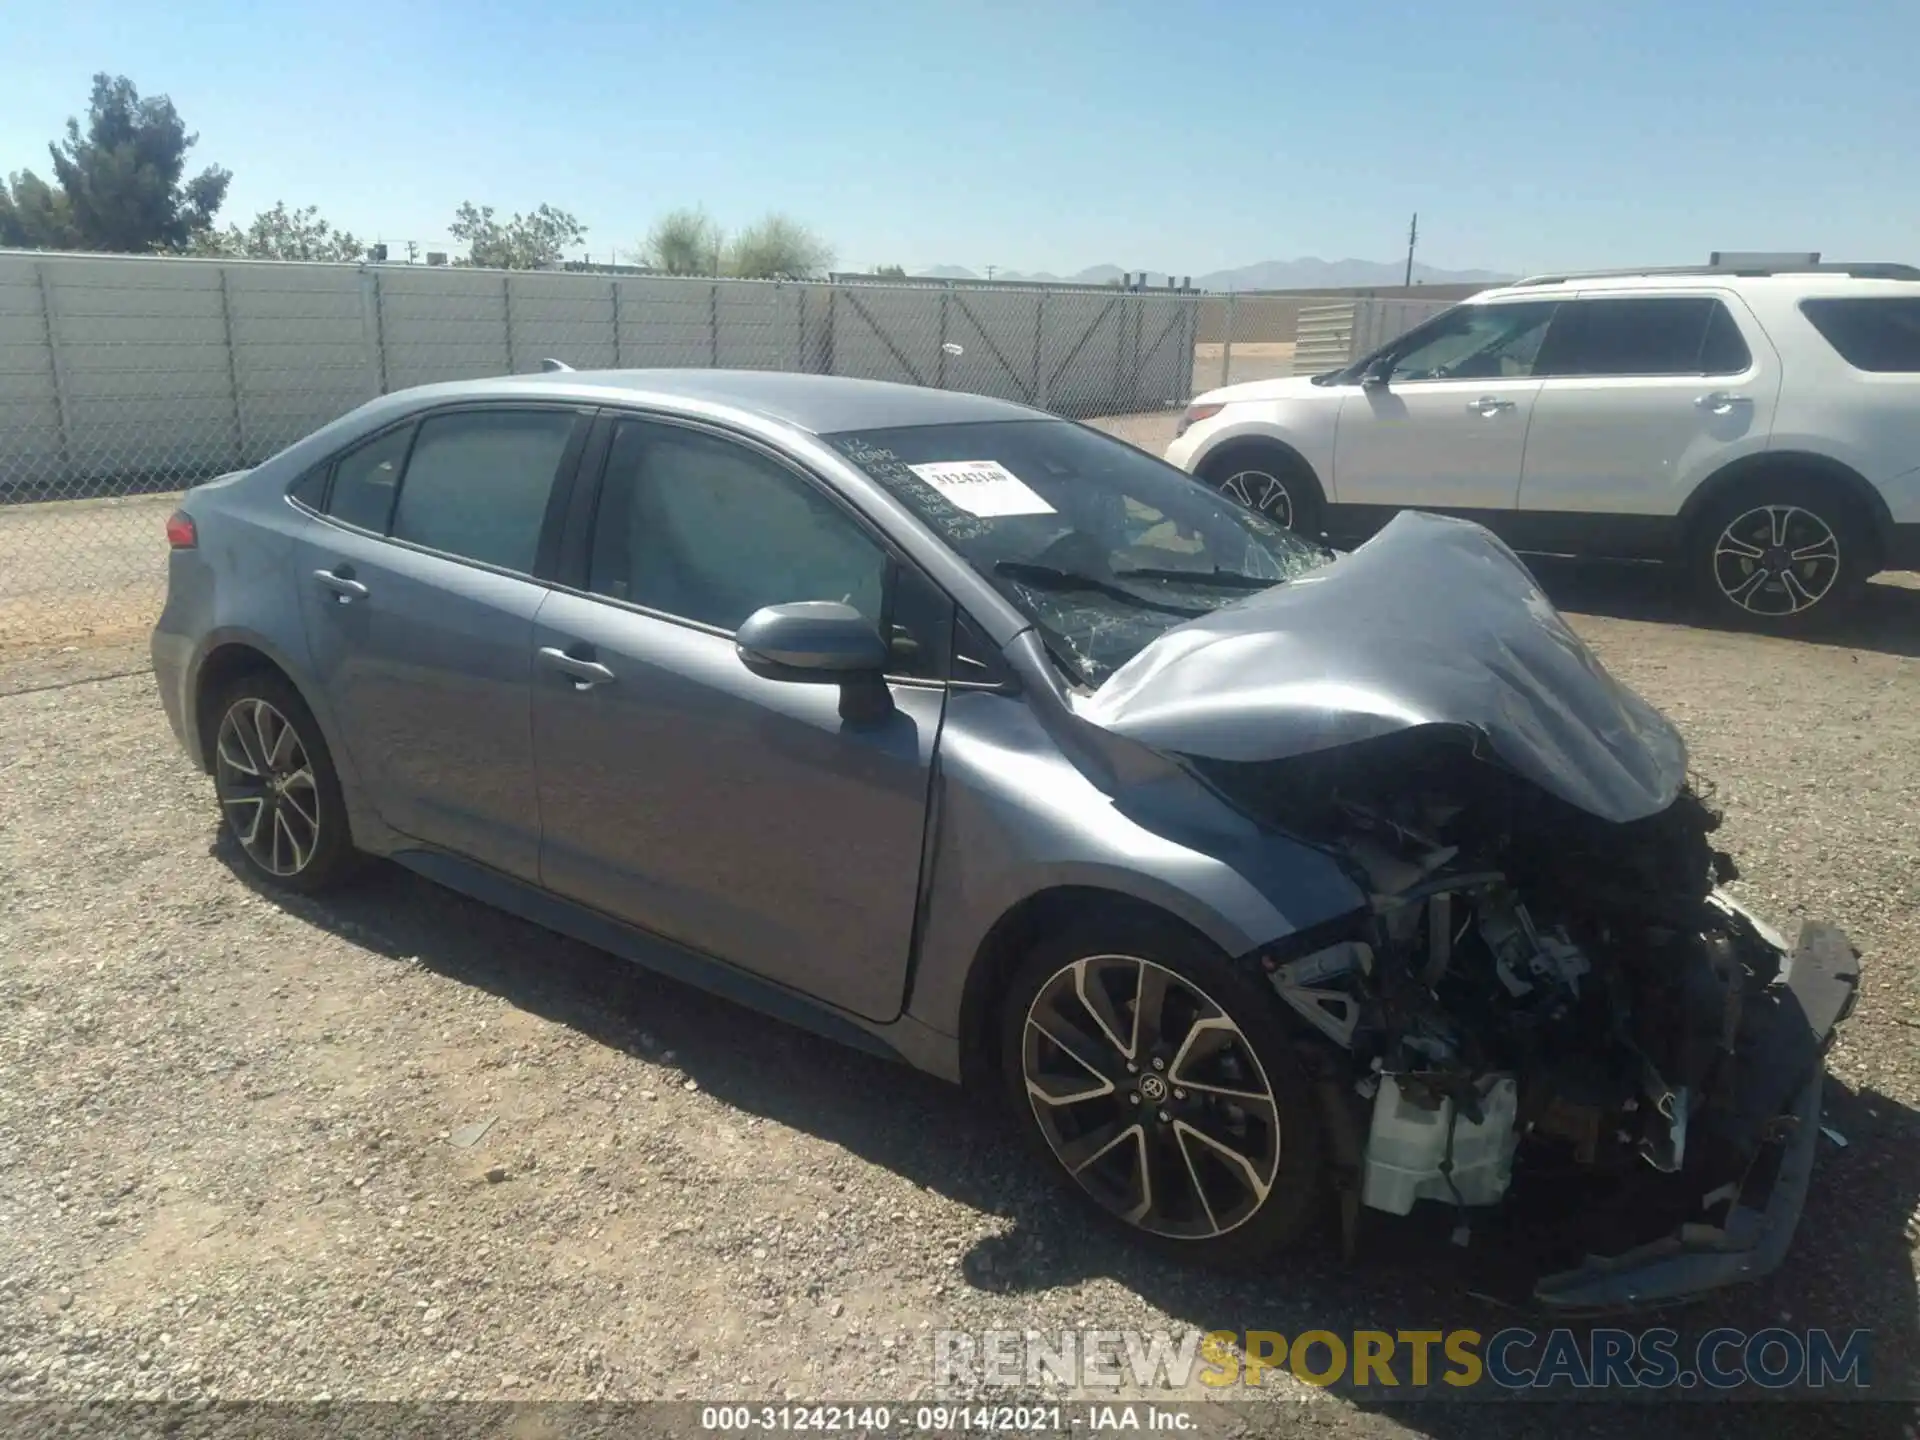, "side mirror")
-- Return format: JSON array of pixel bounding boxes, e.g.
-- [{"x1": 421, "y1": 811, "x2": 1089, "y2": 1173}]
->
[
  {"x1": 736, "y1": 601, "x2": 893, "y2": 722},
  {"x1": 1360, "y1": 356, "x2": 1393, "y2": 389}
]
